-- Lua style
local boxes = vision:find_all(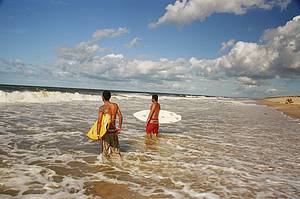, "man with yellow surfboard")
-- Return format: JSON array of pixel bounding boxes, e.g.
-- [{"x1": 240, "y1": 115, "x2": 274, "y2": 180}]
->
[
  {"x1": 87, "y1": 90, "x2": 123, "y2": 158},
  {"x1": 99, "y1": 90, "x2": 123, "y2": 158}
]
